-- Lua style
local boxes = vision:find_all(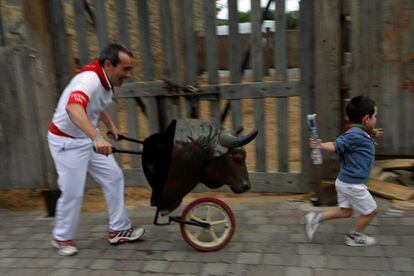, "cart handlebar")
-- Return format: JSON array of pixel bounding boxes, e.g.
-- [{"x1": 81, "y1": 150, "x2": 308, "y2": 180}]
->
[{"x1": 107, "y1": 131, "x2": 144, "y2": 144}]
